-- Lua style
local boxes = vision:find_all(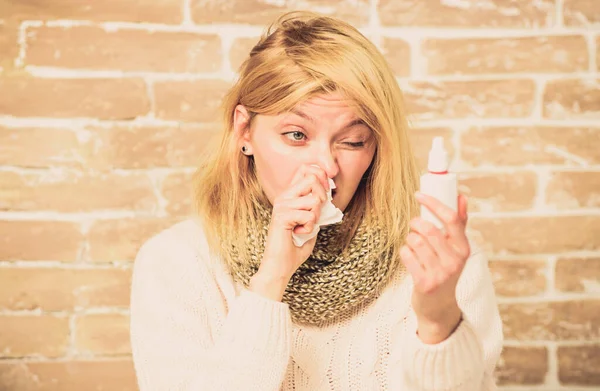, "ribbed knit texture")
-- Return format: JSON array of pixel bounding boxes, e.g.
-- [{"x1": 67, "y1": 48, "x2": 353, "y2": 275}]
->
[
  {"x1": 225, "y1": 199, "x2": 399, "y2": 326},
  {"x1": 130, "y1": 219, "x2": 503, "y2": 391}
]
